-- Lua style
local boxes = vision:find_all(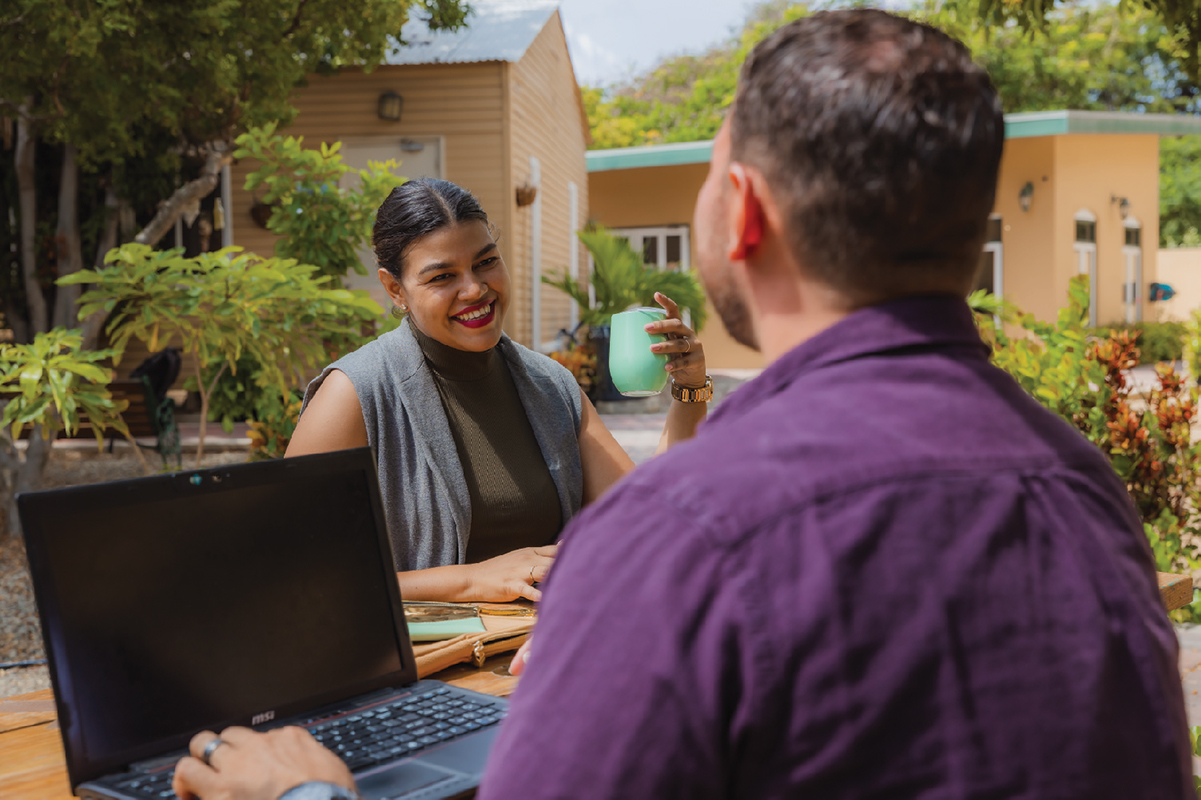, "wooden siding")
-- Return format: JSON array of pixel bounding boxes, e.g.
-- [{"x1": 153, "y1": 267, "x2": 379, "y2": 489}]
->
[
  {"x1": 229, "y1": 62, "x2": 509, "y2": 306},
  {"x1": 506, "y1": 11, "x2": 591, "y2": 347}
]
